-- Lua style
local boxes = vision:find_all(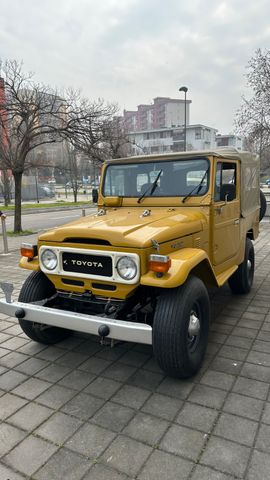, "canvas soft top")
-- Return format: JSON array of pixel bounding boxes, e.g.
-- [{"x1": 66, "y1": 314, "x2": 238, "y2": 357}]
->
[{"x1": 106, "y1": 147, "x2": 255, "y2": 165}]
